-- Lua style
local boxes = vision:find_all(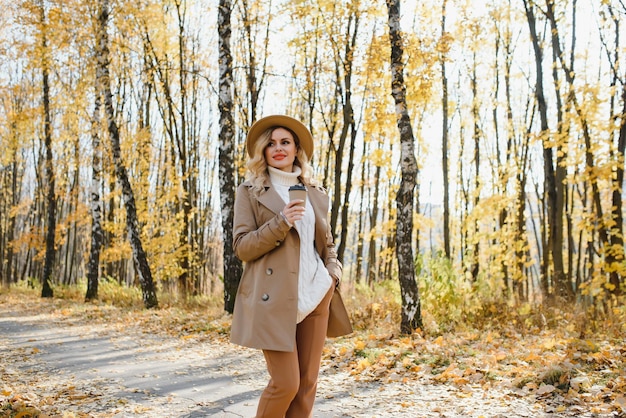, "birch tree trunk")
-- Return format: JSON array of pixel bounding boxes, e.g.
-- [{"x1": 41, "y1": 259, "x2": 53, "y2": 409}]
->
[
  {"x1": 85, "y1": 87, "x2": 103, "y2": 301},
  {"x1": 40, "y1": 0, "x2": 54, "y2": 299},
  {"x1": 96, "y1": 0, "x2": 157, "y2": 308},
  {"x1": 218, "y1": 0, "x2": 242, "y2": 314},
  {"x1": 386, "y1": 0, "x2": 422, "y2": 334}
]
